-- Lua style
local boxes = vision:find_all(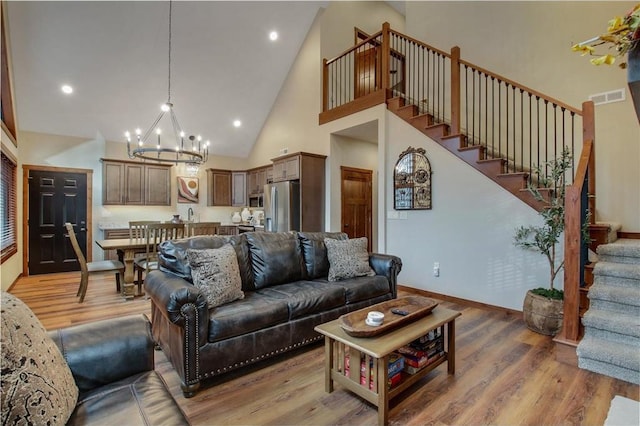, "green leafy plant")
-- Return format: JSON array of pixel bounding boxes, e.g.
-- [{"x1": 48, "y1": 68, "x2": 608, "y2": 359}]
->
[{"x1": 514, "y1": 147, "x2": 573, "y2": 300}]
